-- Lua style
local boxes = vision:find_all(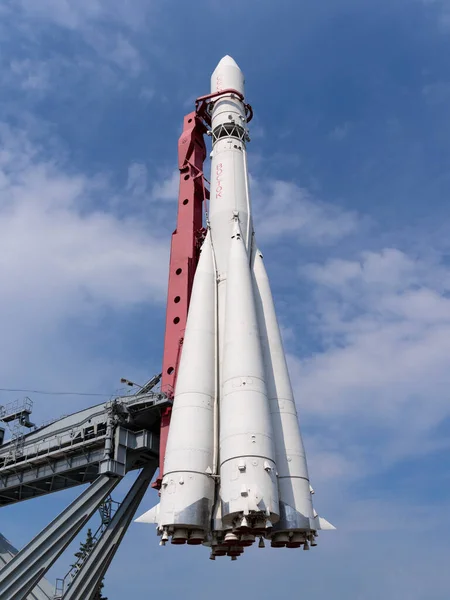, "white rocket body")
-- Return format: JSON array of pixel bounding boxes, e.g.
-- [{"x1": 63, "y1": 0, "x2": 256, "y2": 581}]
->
[{"x1": 136, "y1": 56, "x2": 333, "y2": 556}]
